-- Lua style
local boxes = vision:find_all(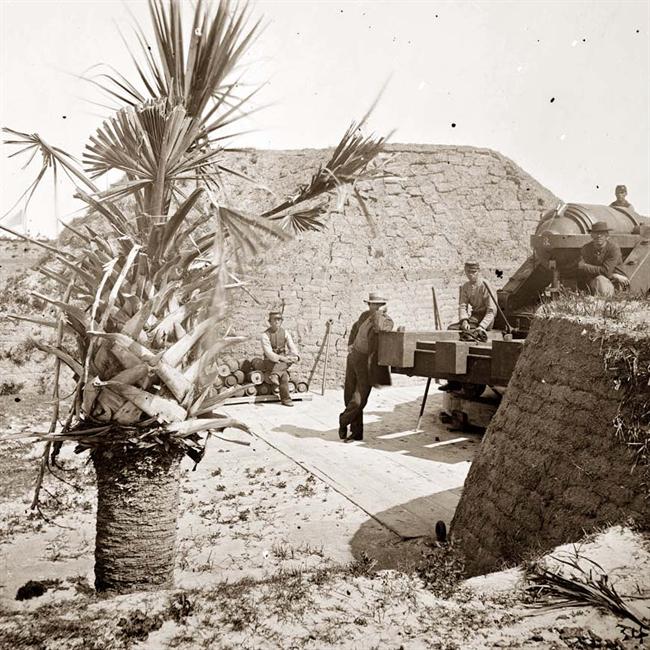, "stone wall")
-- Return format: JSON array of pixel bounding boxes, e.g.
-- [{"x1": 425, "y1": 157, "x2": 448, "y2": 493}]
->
[
  {"x1": 0, "y1": 239, "x2": 50, "y2": 395},
  {"x1": 0, "y1": 143, "x2": 558, "y2": 393},
  {"x1": 219, "y1": 143, "x2": 558, "y2": 386},
  {"x1": 451, "y1": 317, "x2": 650, "y2": 576}
]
